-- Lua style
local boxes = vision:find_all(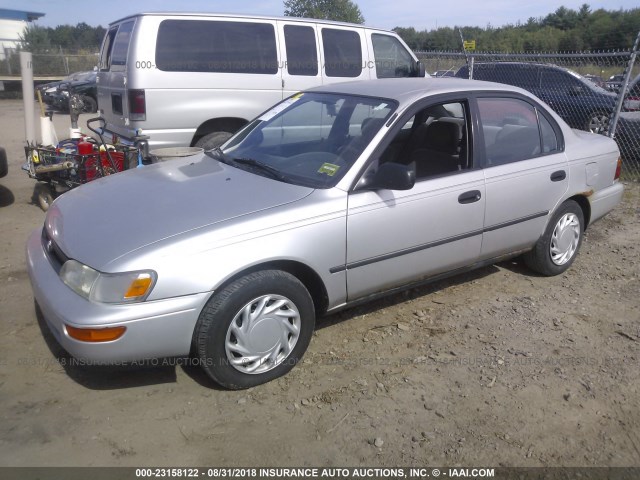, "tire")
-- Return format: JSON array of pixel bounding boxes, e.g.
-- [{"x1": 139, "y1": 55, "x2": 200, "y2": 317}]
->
[
  {"x1": 0, "y1": 146, "x2": 7, "y2": 178},
  {"x1": 35, "y1": 183, "x2": 55, "y2": 212},
  {"x1": 194, "y1": 131, "x2": 233, "y2": 150},
  {"x1": 524, "y1": 200, "x2": 584, "y2": 276},
  {"x1": 195, "y1": 270, "x2": 315, "y2": 389},
  {"x1": 81, "y1": 96, "x2": 98, "y2": 114},
  {"x1": 585, "y1": 111, "x2": 609, "y2": 134}
]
